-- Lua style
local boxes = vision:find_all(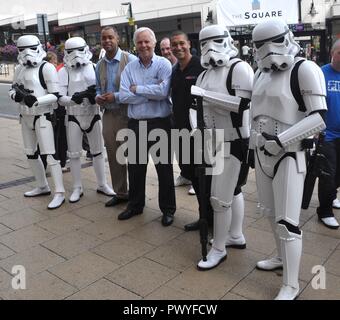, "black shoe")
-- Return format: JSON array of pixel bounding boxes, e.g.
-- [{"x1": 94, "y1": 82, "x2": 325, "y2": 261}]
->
[
  {"x1": 161, "y1": 213, "x2": 174, "y2": 227},
  {"x1": 184, "y1": 220, "x2": 200, "y2": 231},
  {"x1": 105, "y1": 196, "x2": 128, "y2": 207},
  {"x1": 118, "y1": 208, "x2": 143, "y2": 220}
]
